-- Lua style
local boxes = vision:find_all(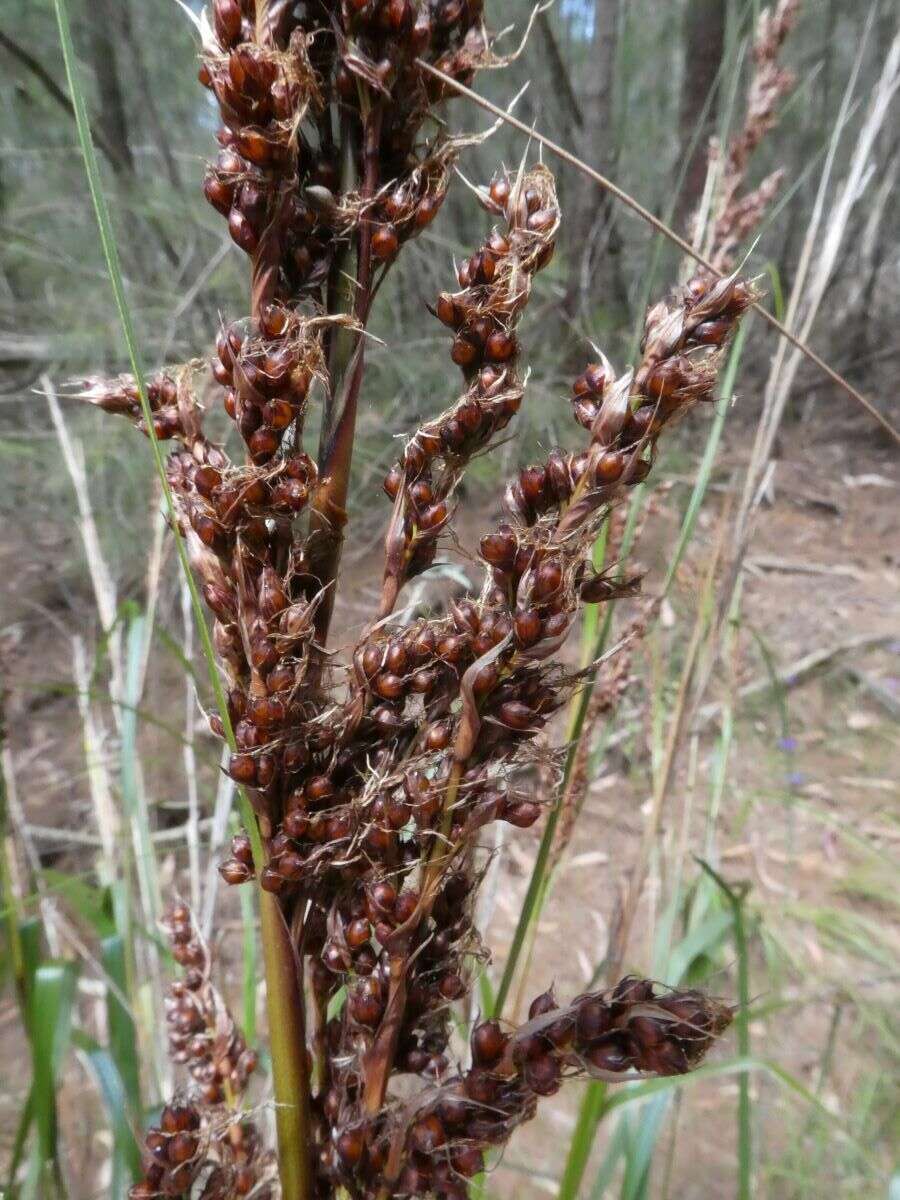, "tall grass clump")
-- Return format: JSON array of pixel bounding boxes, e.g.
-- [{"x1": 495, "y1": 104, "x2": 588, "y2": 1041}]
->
[{"x1": 36, "y1": 1, "x2": 804, "y2": 1198}]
